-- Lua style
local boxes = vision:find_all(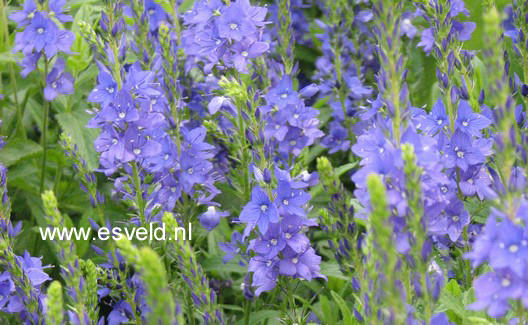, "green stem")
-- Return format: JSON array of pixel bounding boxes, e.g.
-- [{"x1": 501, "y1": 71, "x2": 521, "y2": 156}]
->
[
  {"x1": 132, "y1": 163, "x2": 146, "y2": 225},
  {"x1": 243, "y1": 300, "x2": 251, "y2": 325},
  {"x1": 40, "y1": 59, "x2": 50, "y2": 193}
]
